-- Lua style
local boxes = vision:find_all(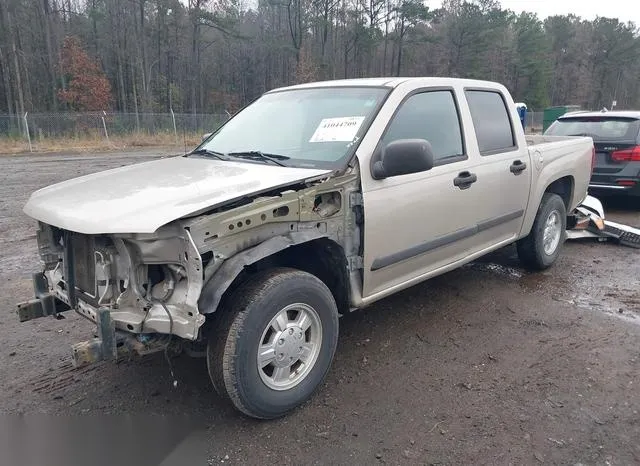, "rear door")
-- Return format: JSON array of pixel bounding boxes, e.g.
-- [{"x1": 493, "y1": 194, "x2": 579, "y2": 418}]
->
[{"x1": 460, "y1": 89, "x2": 531, "y2": 248}]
